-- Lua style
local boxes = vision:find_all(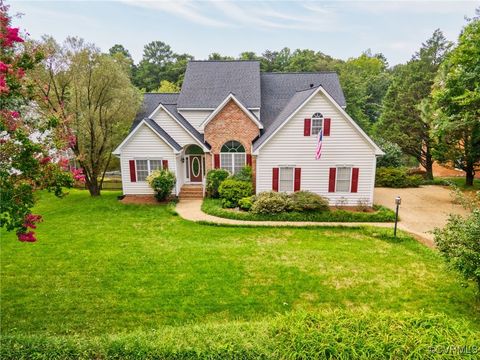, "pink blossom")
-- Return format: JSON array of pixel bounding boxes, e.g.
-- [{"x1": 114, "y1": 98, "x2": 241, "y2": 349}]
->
[
  {"x1": 40, "y1": 156, "x2": 51, "y2": 164},
  {"x1": 67, "y1": 134, "x2": 76, "y2": 147},
  {"x1": 22, "y1": 214, "x2": 42, "y2": 229},
  {"x1": 2, "y1": 27, "x2": 24, "y2": 47},
  {"x1": 0, "y1": 75, "x2": 8, "y2": 94},
  {"x1": 58, "y1": 157, "x2": 69, "y2": 170},
  {"x1": 0, "y1": 61, "x2": 9, "y2": 72},
  {"x1": 16, "y1": 68, "x2": 25, "y2": 78},
  {"x1": 71, "y1": 168, "x2": 86, "y2": 182},
  {"x1": 10, "y1": 111, "x2": 19, "y2": 118},
  {"x1": 17, "y1": 231, "x2": 37, "y2": 242}
]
